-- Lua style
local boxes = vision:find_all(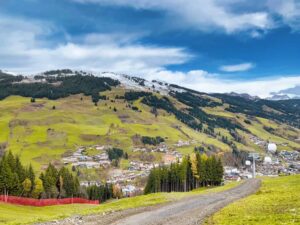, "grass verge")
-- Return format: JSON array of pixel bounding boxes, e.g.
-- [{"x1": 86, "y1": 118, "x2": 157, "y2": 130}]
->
[{"x1": 205, "y1": 175, "x2": 300, "y2": 225}]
